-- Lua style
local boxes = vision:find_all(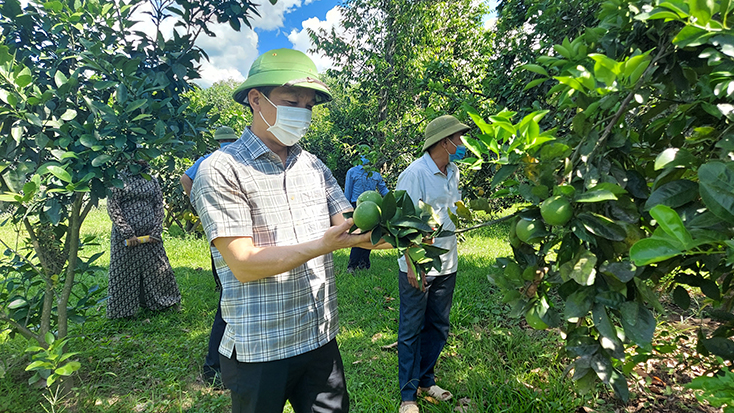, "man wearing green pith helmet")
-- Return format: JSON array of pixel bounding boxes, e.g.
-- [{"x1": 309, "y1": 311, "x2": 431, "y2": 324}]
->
[{"x1": 191, "y1": 49, "x2": 382, "y2": 413}]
